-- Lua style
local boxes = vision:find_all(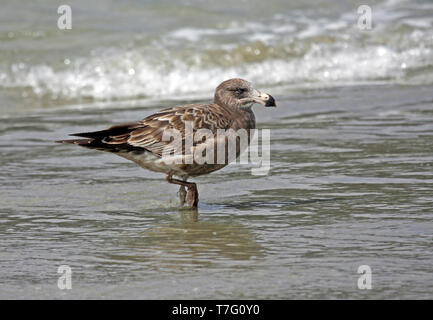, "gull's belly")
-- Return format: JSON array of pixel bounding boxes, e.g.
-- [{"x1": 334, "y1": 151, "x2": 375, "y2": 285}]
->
[
  {"x1": 117, "y1": 150, "x2": 230, "y2": 178},
  {"x1": 116, "y1": 130, "x2": 252, "y2": 178}
]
